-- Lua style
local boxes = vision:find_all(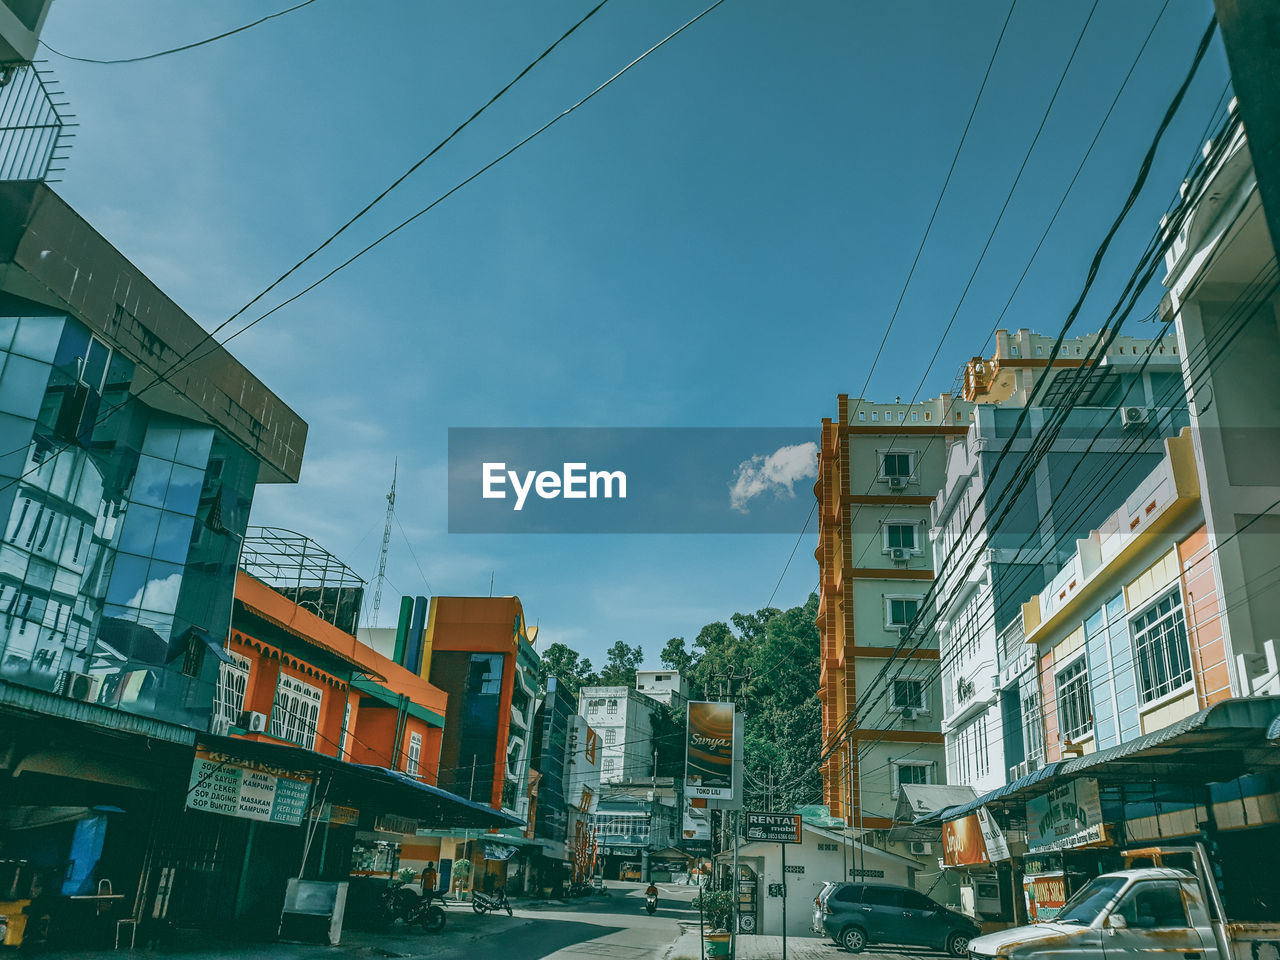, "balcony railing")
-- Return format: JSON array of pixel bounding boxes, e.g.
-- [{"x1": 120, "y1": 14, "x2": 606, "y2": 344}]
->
[{"x1": 0, "y1": 63, "x2": 75, "y2": 182}]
